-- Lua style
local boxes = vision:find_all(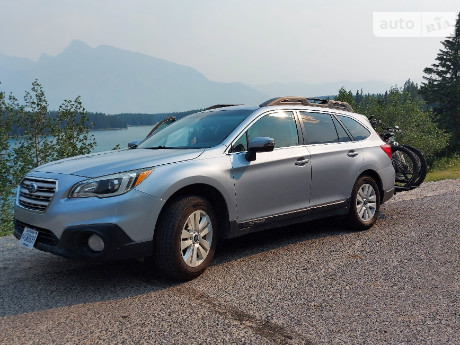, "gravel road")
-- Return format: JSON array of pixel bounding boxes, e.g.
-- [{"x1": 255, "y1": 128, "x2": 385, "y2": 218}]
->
[{"x1": 1, "y1": 179, "x2": 459, "y2": 344}]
